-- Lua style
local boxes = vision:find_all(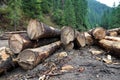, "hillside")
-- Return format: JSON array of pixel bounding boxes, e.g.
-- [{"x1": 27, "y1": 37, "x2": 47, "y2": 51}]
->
[{"x1": 87, "y1": 0, "x2": 111, "y2": 28}]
